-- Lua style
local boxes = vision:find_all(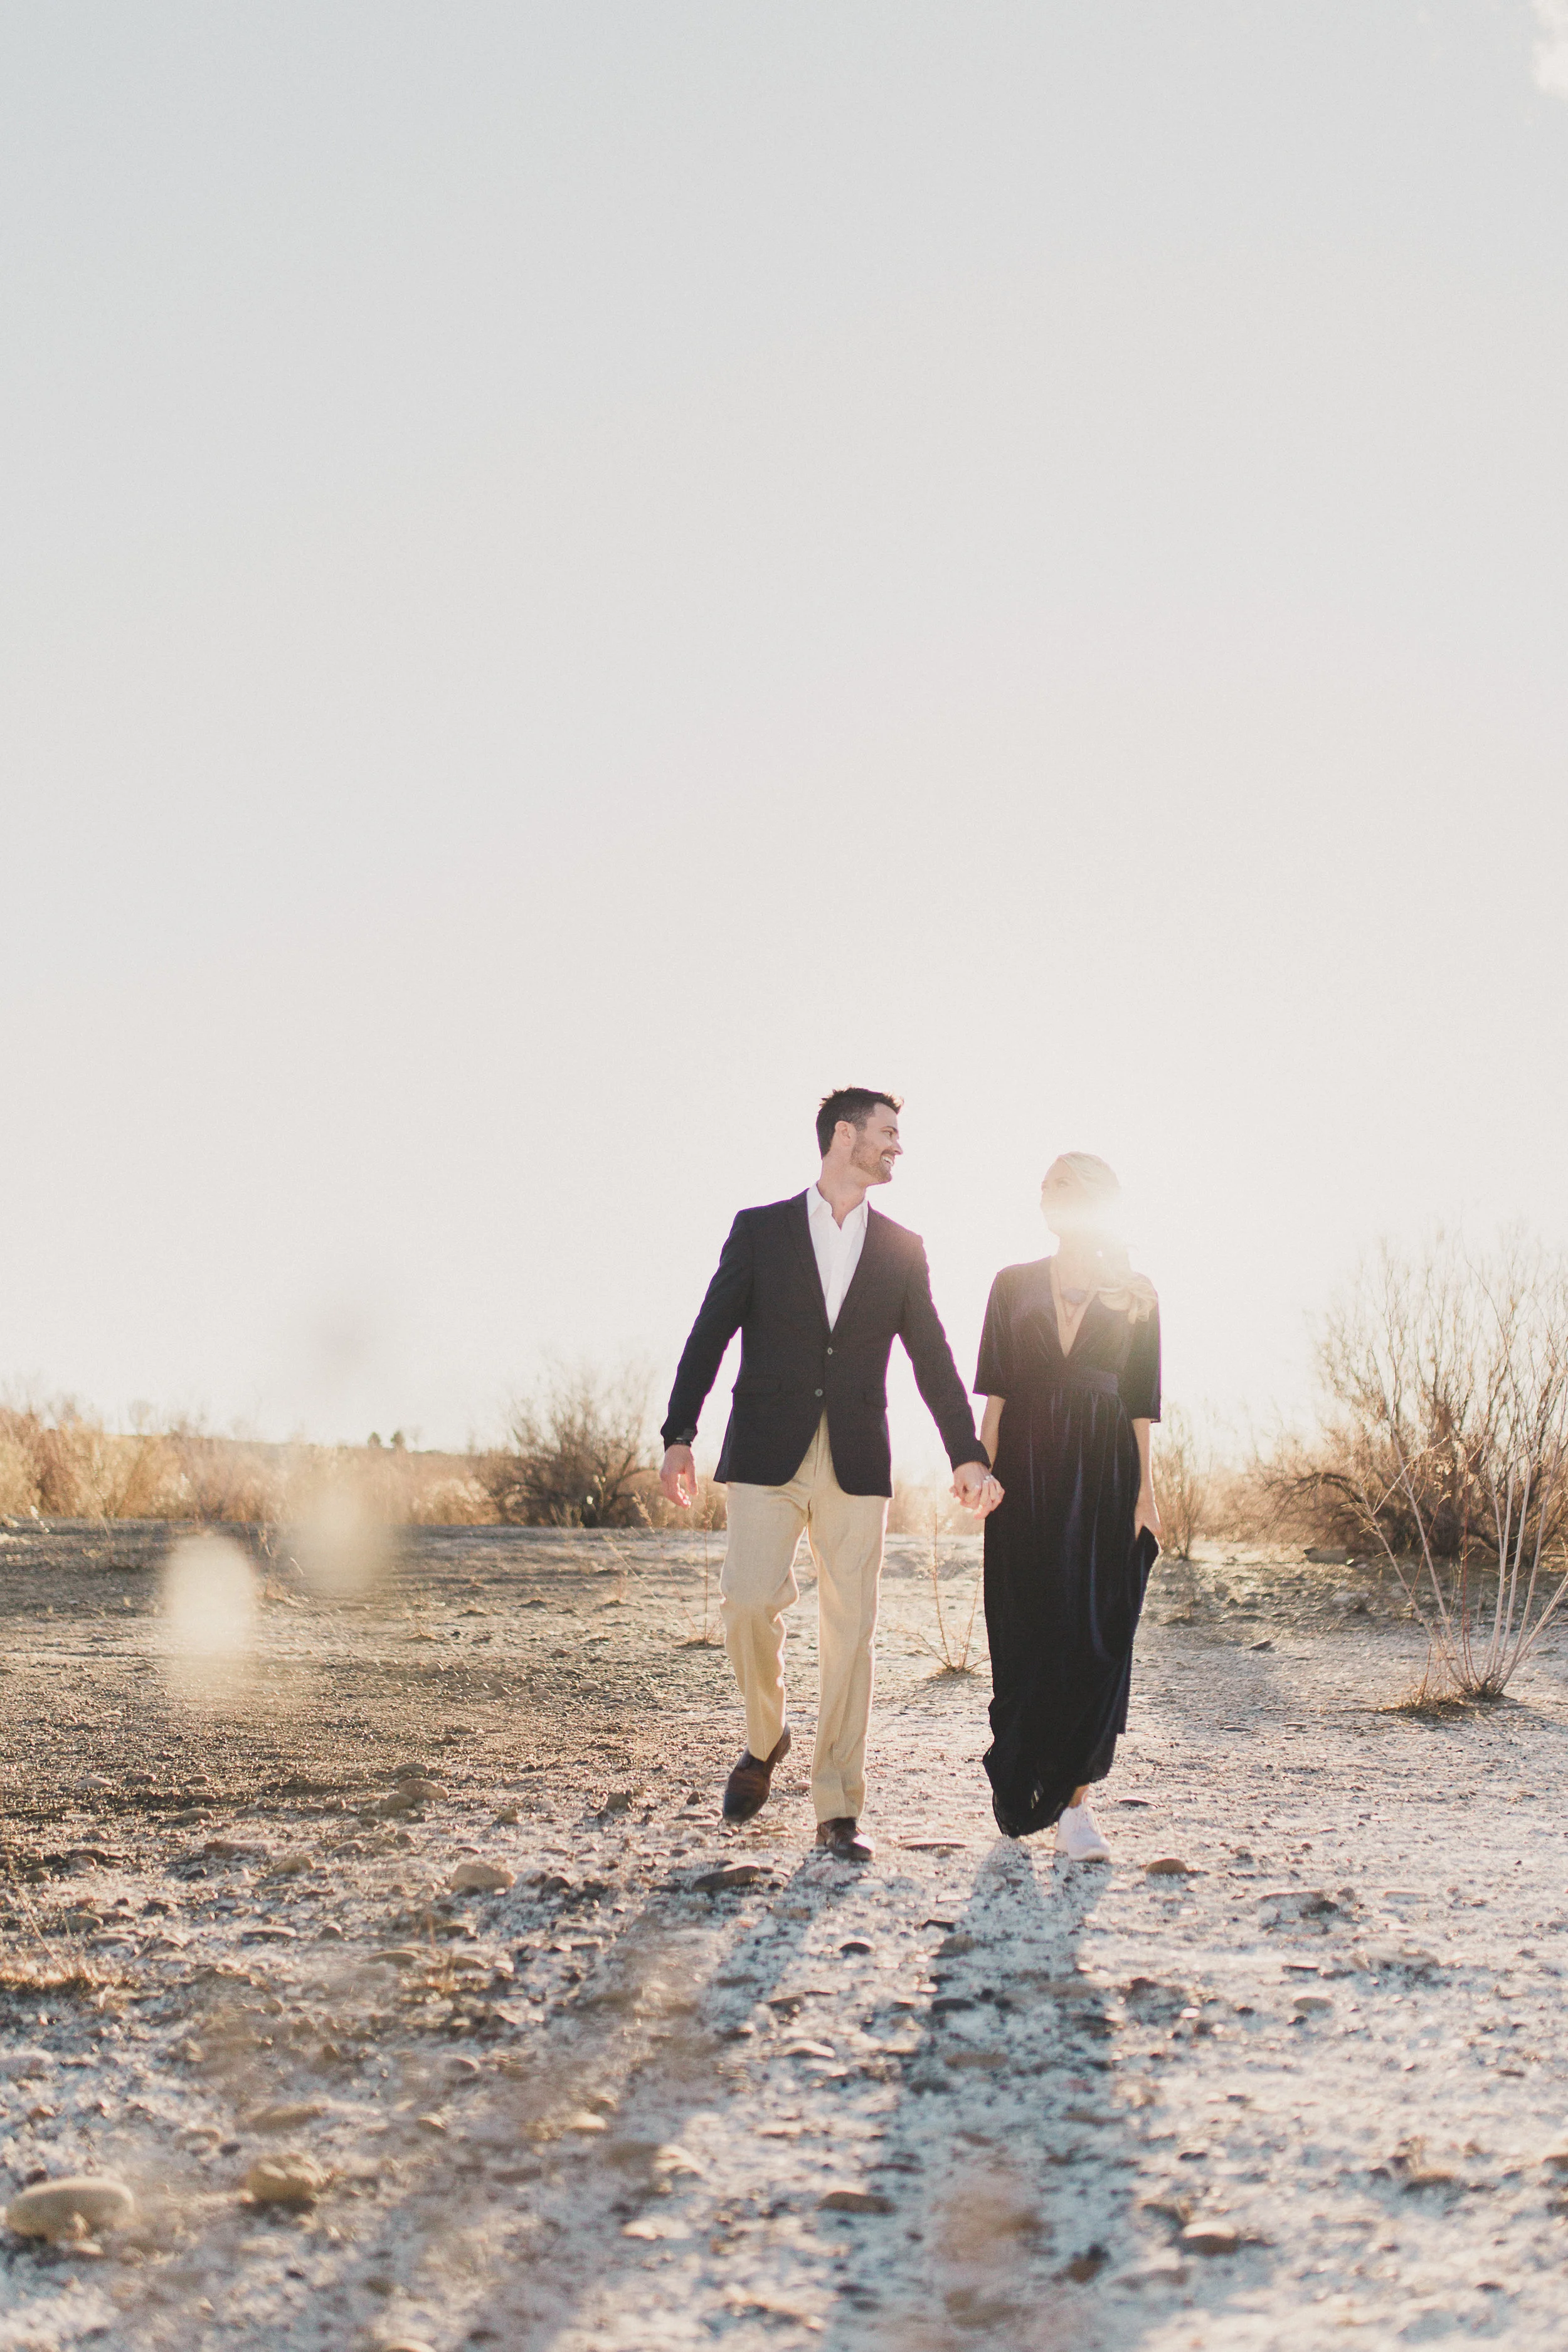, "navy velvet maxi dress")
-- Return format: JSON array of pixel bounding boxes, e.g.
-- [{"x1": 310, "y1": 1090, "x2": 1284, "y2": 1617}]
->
[{"x1": 975, "y1": 1261, "x2": 1162, "y2": 1839}]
